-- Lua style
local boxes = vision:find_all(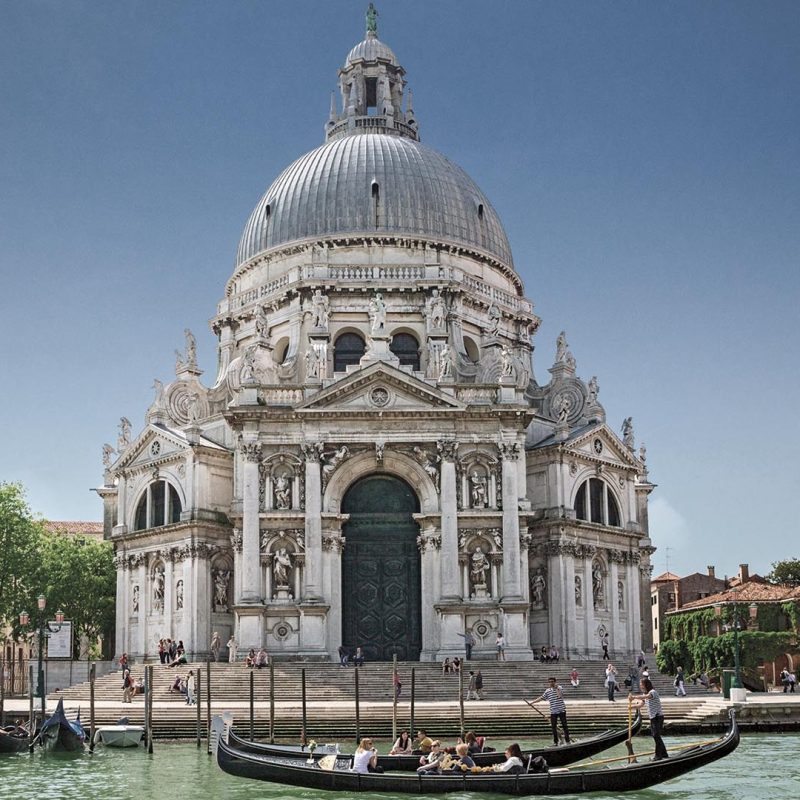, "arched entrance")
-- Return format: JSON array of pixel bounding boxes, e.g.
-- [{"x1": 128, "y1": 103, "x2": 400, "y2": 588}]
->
[{"x1": 342, "y1": 474, "x2": 421, "y2": 661}]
